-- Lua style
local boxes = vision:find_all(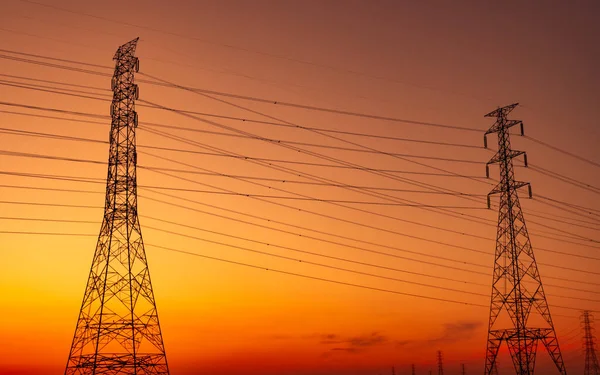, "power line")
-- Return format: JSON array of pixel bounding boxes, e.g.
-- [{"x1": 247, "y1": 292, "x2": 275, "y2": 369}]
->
[
  {"x1": 4, "y1": 118, "x2": 596, "y2": 232},
  {"x1": 3, "y1": 113, "x2": 596, "y2": 248},
  {"x1": 3, "y1": 123, "x2": 598, "y2": 251},
  {"x1": 3, "y1": 47, "x2": 597, "y2": 177},
  {"x1": 0, "y1": 227, "x2": 593, "y2": 314},
  {"x1": 0, "y1": 102, "x2": 593, "y2": 225},
  {"x1": 2, "y1": 53, "x2": 596, "y2": 256},
  {"x1": 0, "y1": 81, "x2": 486, "y2": 162},
  {"x1": 0, "y1": 47, "x2": 482, "y2": 132},
  {"x1": 525, "y1": 135, "x2": 600, "y2": 169},
  {"x1": 137, "y1": 73, "x2": 600, "y2": 228},
  {"x1": 0, "y1": 108, "x2": 489, "y2": 177},
  {"x1": 137, "y1": 105, "x2": 600, "y2": 249},
  {"x1": 1, "y1": 183, "x2": 599, "y2": 291},
  {"x1": 0, "y1": 149, "x2": 487, "y2": 208},
  {"x1": 0, "y1": 73, "x2": 486, "y2": 149},
  {"x1": 7, "y1": 3, "x2": 494, "y2": 104}
]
